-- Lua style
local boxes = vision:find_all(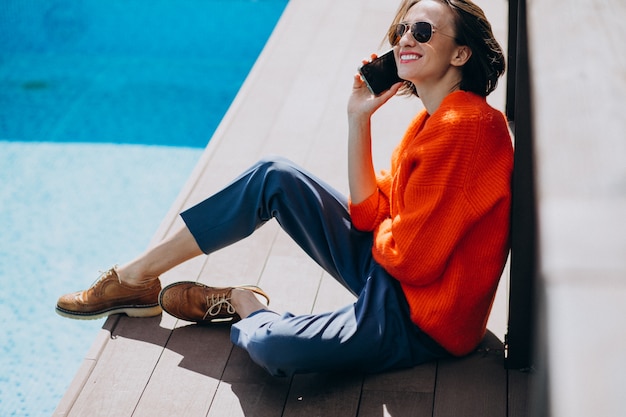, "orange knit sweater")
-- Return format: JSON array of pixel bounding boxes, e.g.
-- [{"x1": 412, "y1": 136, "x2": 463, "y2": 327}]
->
[{"x1": 349, "y1": 91, "x2": 513, "y2": 356}]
